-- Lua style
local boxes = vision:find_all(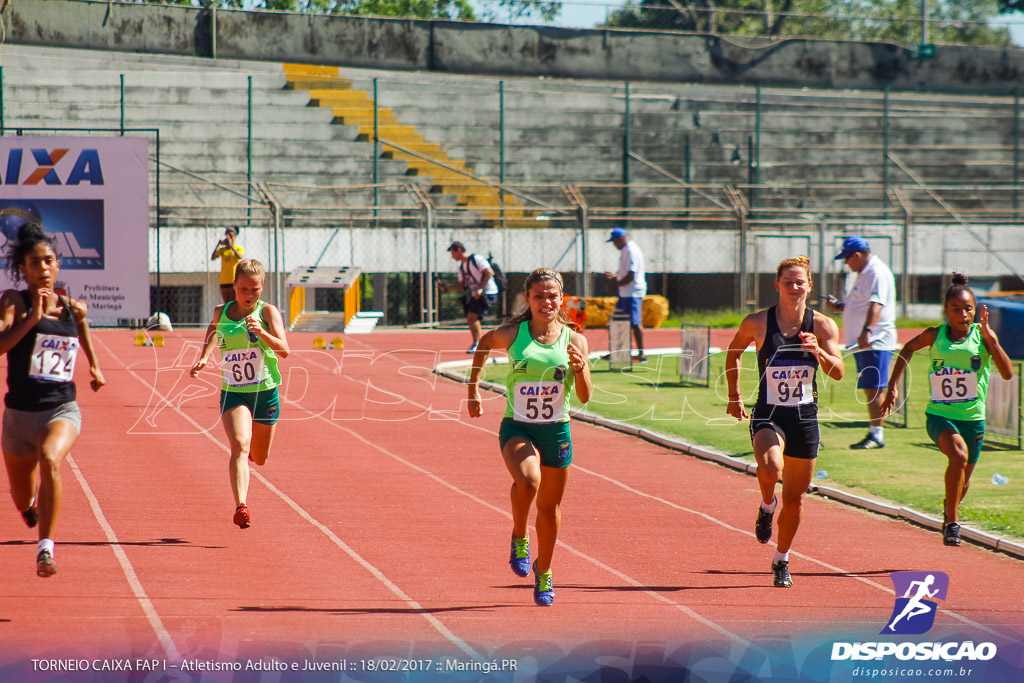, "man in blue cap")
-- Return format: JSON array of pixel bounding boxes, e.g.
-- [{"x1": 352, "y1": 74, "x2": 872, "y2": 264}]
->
[
  {"x1": 826, "y1": 236, "x2": 897, "y2": 449},
  {"x1": 604, "y1": 227, "x2": 647, "y2": 362}
]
